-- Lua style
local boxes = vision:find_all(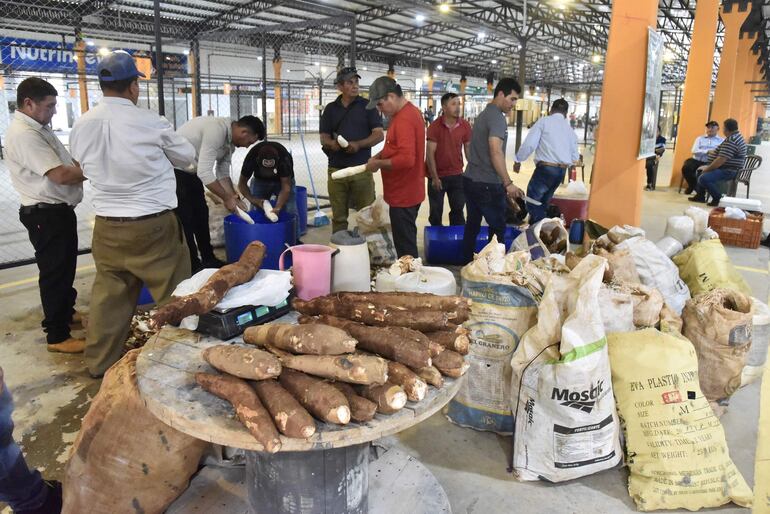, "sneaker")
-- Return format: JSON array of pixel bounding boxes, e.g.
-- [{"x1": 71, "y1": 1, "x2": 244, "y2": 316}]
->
[
  {"x1": 688, "y1": 195, "x2": 706, "y2": 203},
  {"x1": 706, "y1": 198, "x2": 720, "y2": 207},
  {"x1": 17, "y1": 480, "x2": 62, "y2": 514},
  {"x1": 47, "y1": 338, "x2": 85, "y2": 354},
  {"x1": 201, "y1": 256, "x2": 227, "y2": 269}
]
